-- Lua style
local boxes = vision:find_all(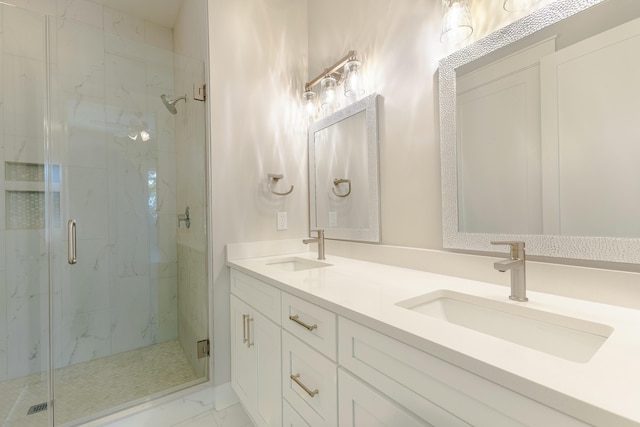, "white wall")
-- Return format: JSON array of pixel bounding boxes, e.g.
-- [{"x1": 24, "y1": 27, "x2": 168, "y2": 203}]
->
[
  {"x1": 208, "y1": 0, "x2": 308, "y2": 387},
  {"x1": 205, "y1": 0, "x2": 640, "y2": 392}
]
